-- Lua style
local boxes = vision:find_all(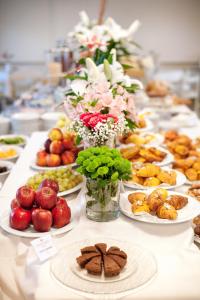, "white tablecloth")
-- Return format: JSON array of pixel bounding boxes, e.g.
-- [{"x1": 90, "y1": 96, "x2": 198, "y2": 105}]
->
[{"x1": 1, "y1": 132, "x2": 200, "y2": 300}]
